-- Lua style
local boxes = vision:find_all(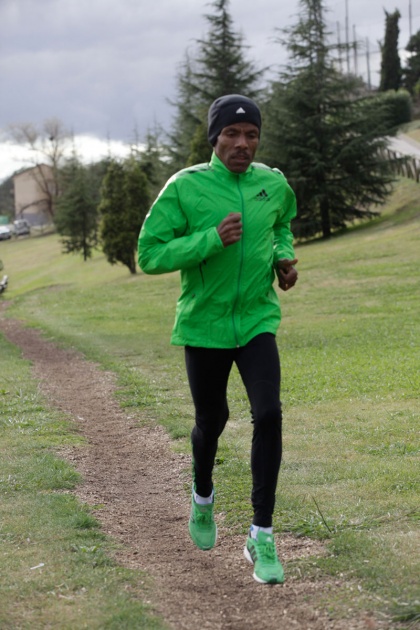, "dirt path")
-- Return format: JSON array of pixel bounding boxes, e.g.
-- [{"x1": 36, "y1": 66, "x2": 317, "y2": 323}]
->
[{"x1": 0, "y1": 316, "x2": 389, "y2": 630}]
